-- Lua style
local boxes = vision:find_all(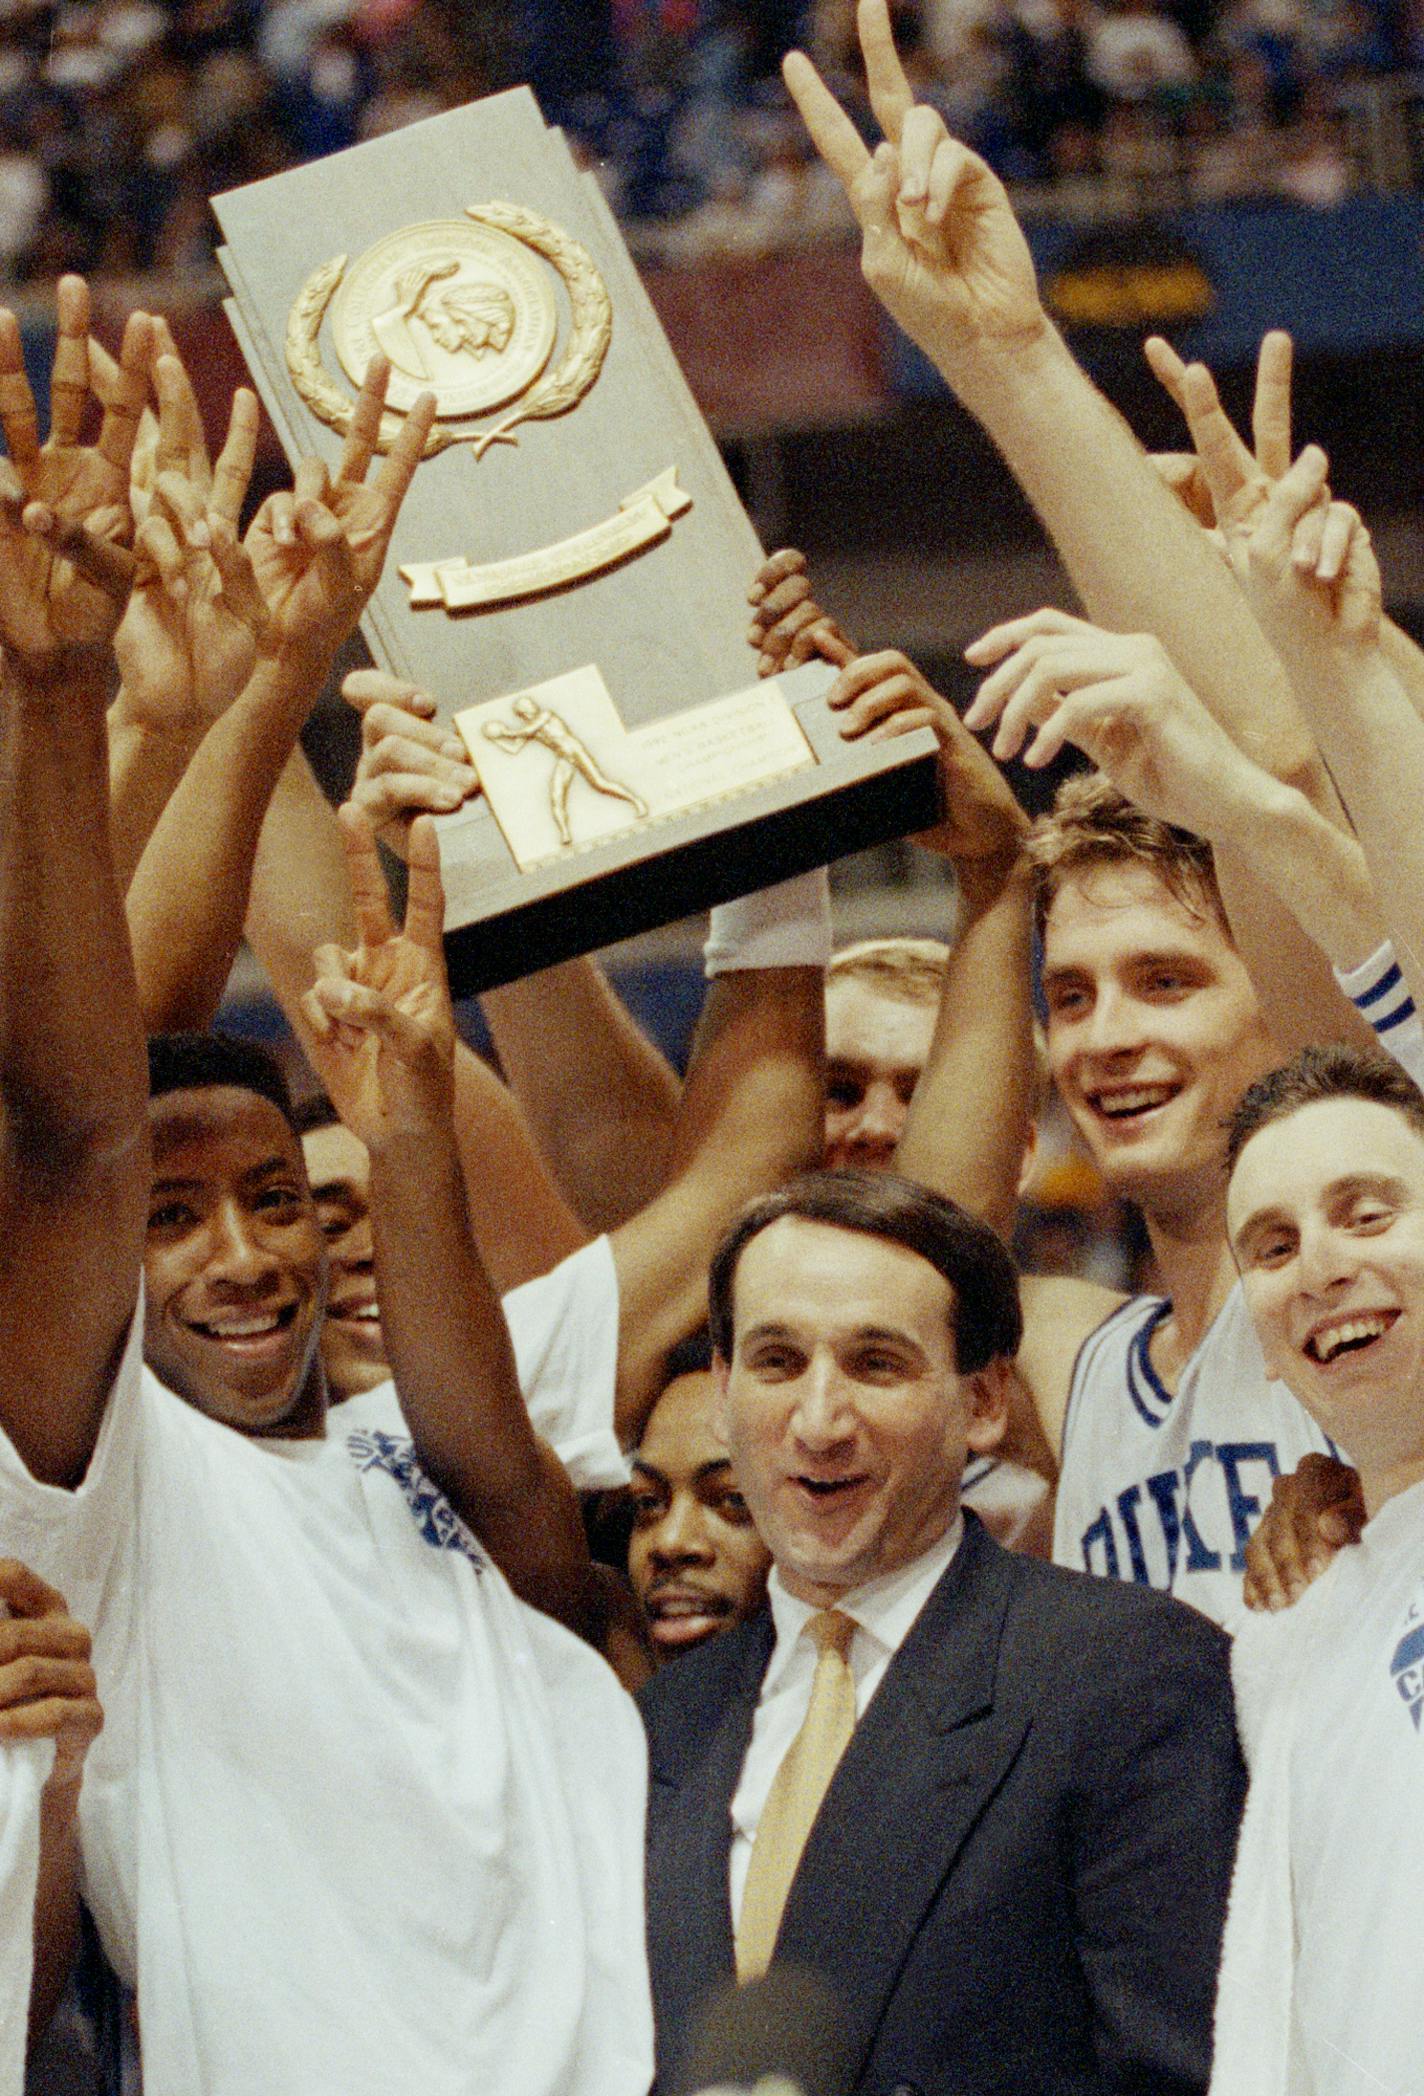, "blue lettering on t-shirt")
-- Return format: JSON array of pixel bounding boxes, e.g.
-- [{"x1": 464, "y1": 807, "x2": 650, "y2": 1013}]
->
[
  {"x1": 1390, "y1": 1608, "x2": 1424, "y2": 1733},
  {"x1": 1081, "y1": 1508, "x2": 1120, "y2": 1579},
  {"x1": 1217, "y1": 1442, "x2": 1282, "y2": 1571},
  {"x1": 1077, "y1": 1438, "x2": 1289, "y2": 1588},
  {"x1": 345, "y1": 1427, "x2": 486, "y2": 1571},
  {"x1": 1116, "y1": 1483, "x2": 1150, "y2": 1584},
  {"x1": 1180, "y1": 1439, "x2": 1224, "y2": 1573}
]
